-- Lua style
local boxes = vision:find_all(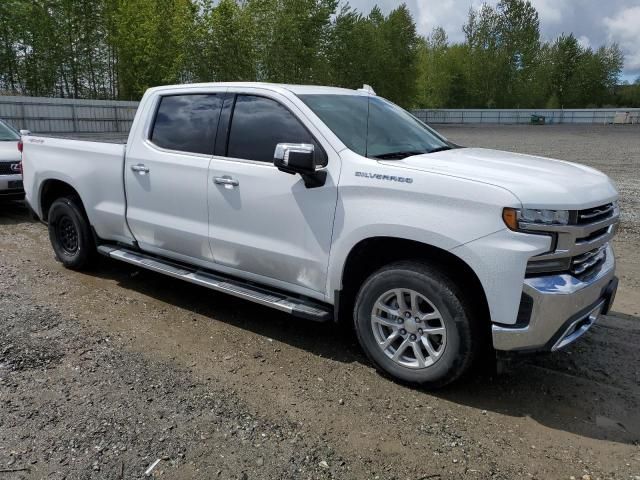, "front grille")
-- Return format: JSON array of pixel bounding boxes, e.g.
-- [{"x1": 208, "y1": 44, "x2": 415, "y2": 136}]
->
[
  {"x1": 577, "y1": 227, "x2": 608, "y2": 244},
  {"x1": 571, "y1": 245, "x2": 607, "y2": 278},
  {"x1": 0, "y1": 162, "x2": 19, "y2": 175},
  {"x1": 577, "y1": 203, "x2": 614, "y2": 225}
]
